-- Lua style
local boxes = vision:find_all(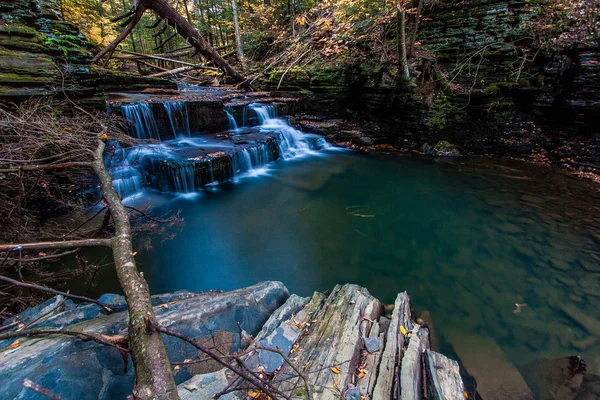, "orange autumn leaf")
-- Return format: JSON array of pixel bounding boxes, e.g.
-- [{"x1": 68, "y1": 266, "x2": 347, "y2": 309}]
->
[{"x1": 7, "y1": 340, "x2": 20, "y2": 350}]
